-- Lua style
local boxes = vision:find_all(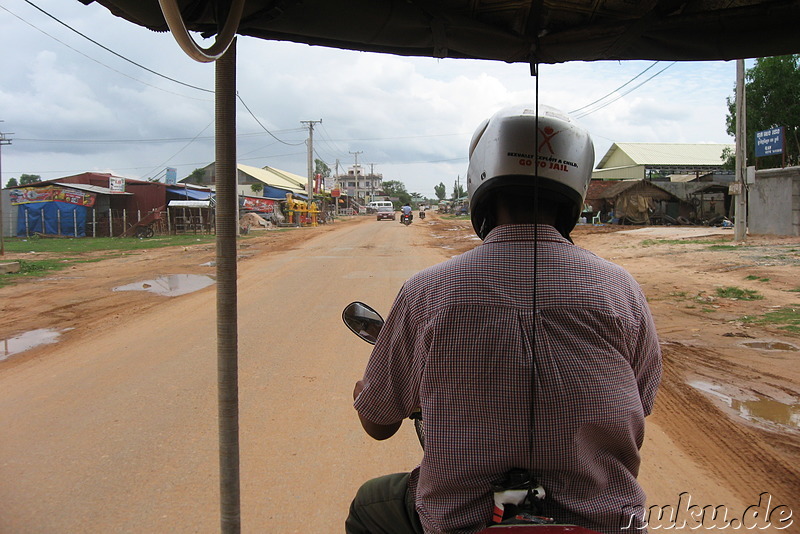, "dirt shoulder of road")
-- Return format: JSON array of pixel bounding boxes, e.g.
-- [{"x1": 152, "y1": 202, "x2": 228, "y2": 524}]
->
[{"x1": 2, "y1": 213, "x2": 799, "y2": 518}]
